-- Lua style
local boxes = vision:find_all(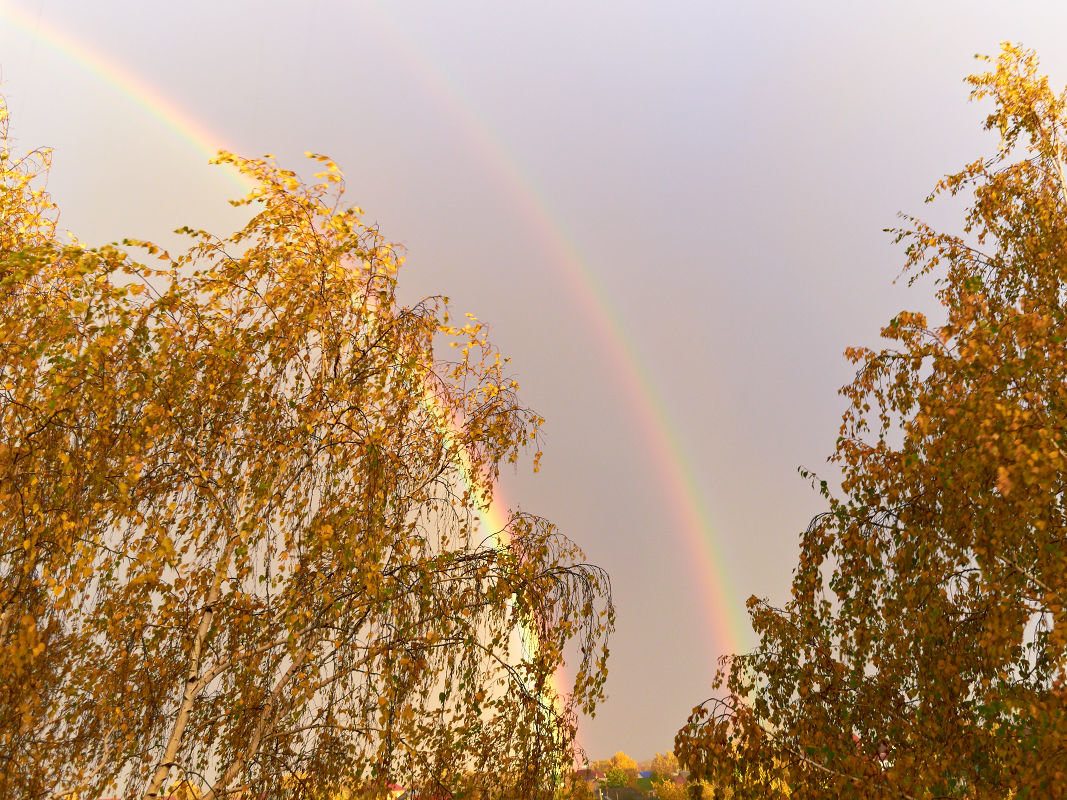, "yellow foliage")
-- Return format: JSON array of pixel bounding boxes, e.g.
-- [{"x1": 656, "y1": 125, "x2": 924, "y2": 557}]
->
[
  {"x1": 610, "y1": 750, "x2": 639, "y2": 775},
  {"x1": 0, "y1": 97, "x2": 613, "y2": 799},
  {"x1": 650, "y1": 750, "x2": 680, "y2": 778}
]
